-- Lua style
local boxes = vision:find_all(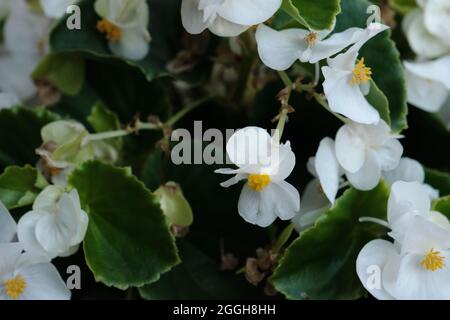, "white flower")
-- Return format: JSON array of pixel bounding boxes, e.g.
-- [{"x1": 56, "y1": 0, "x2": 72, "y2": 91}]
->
[
  {"x1": 94, "y1": 0, "x2": 151, "y2": 61},
  {"x1": 321, "y1": 23, "x2": 389, "y2": 124},
  {"x1": 404, "y1": 56, "x2": 450, "y2": 112},
  {"x1": 181, "y1": 0, "x2": 281, "y2": 37},
  {"x1": 215, "y1": 126, "x2": 300, "y2": 227},
  {"x1": 335, "y1": 120, "x2": 403, "y2": 191},
  {"x1": 255, "y1": 24, "x2": 365, "y2": 70},
  {"x1": 39, "y1": 0, "x2": 76, "y2": 19},
  {"x1": 403, "y1": 0, "x2": 450, "y2": 58},
  {"x1": 0, "y1": 242, "x2": 70, "y2": 300},
  {"x1": 17, "y1": 186, "x2": 89, "y2": 260},
  {"x1": 0, "y1": 0, "x2": 50, "y2": 100},
  {"x1": 357, "y1": 181, "x2": 450, "y2": 300},
  {"x1": 0, "y1": 92, "x2": 20, "y2": 109},
  {"x1": 0, "y1": 201, "x2": 17, "y2": 243},
  {"x1": 383, "y1": 157, "x2": 439, "y2": 199}
]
